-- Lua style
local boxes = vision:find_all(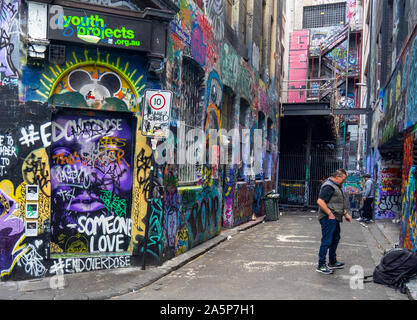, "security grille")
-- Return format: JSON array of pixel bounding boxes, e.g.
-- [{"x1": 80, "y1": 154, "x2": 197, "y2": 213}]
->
[
  {"x1": 278, "y1": 153, "x2": 306, "y2": 206},
  {"x1": 278, "y1": 151, "x2": 343, "y2": 207},
  {"x1": 178, "y1": 57, "x2": 205, "y2": 183},
  {"x1": 303, "y1": 2, "x2": 346, "y2": 29}
]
